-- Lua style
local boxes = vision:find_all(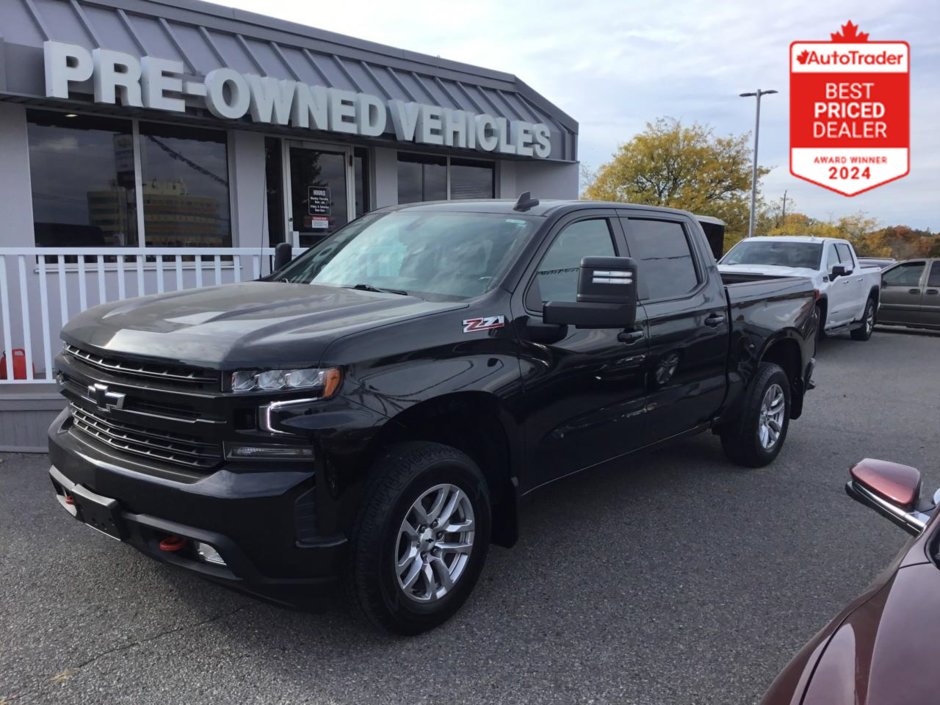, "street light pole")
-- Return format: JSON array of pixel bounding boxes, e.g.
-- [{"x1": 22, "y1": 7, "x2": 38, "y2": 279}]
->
[{"x1": 740, "y1": 88, "x2": 777, "y2": 237}]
